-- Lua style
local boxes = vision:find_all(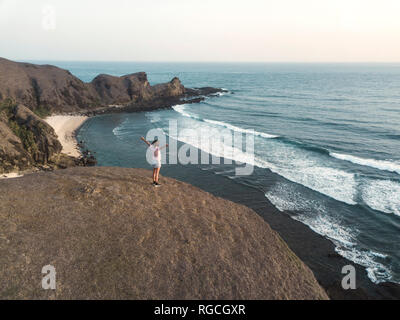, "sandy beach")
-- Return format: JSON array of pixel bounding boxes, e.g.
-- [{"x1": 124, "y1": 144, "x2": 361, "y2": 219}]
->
[
  {"x1": 45, "y1": 115, "x2": 88, "y2": 158},
  {"x1": 0, "y1": 172, "x2": 24, "y2": 180}
]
